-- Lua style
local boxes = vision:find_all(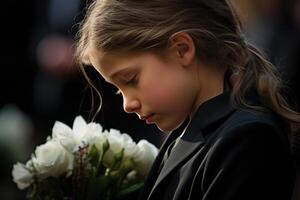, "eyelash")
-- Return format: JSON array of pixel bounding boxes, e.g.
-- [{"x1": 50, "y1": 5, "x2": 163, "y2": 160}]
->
[
  {"x1": 115, "y1": 75, "x2": 138, "y2": 95},
  {"x1": 126, "y1": 75, "x2": 138, "y2": 86}
]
